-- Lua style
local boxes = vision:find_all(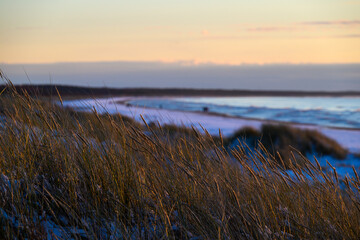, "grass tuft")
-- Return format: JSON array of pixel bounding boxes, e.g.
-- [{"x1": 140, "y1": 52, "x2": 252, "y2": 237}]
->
[{"x1": 226, "y1": 124, "x2": 348, "y2": 168}]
